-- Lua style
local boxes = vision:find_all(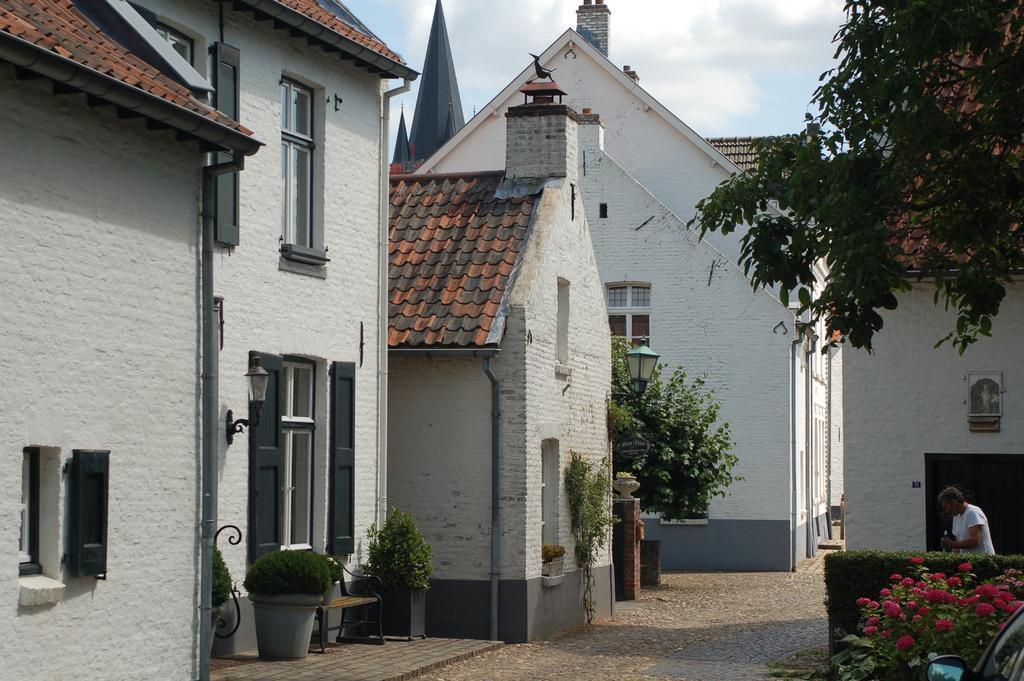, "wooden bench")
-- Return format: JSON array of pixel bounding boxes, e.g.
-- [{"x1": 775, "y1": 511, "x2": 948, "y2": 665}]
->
[{"x1": 314, "y1": 567, "x2": 384, "y2": 652}]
